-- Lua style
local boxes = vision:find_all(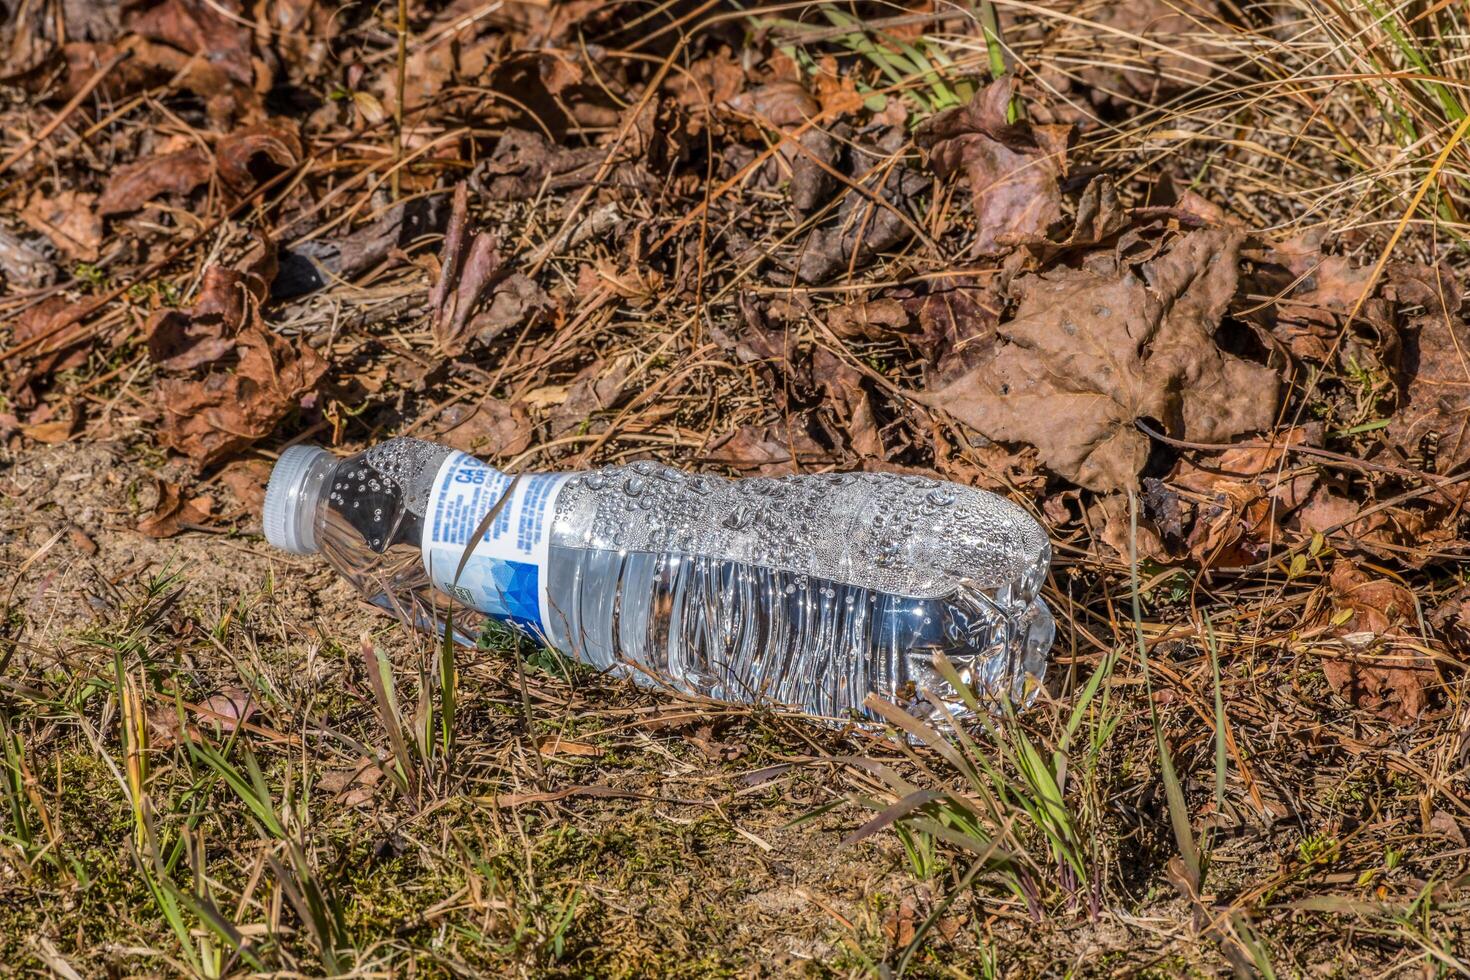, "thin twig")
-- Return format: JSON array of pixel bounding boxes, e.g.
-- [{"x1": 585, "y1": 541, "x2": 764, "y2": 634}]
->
[{"x1": 392, "y1": 0, "x2": 409, "y2": 200}]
